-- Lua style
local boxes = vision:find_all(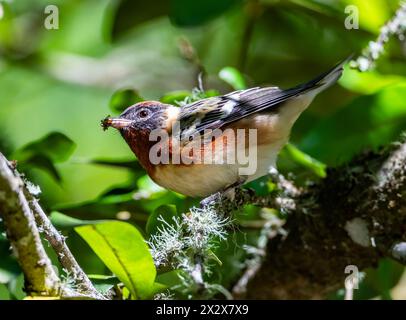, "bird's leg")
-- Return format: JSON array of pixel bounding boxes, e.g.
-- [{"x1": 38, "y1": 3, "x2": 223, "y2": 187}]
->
[
  {"x1": 222, "y1": 176, "x2": 248, "y2": 200},
  {"x1": 200, "y1": 176, "x2": 248, "y2": 208},
  {"x1": 200, "y1": 192, "x2": 221, "y2": 208}
]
